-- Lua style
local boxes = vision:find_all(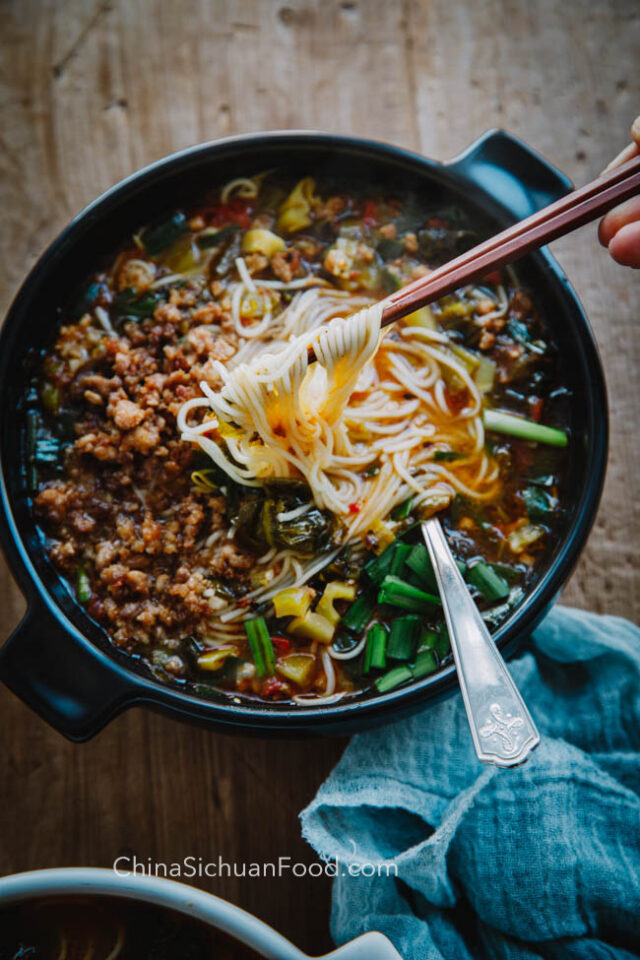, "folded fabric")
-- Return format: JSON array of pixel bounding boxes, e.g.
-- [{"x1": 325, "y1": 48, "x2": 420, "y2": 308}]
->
[{"x1": 300, "y1": 606, "x2": 640, "y2": 959}]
